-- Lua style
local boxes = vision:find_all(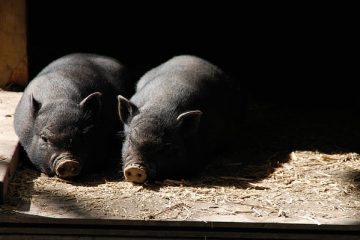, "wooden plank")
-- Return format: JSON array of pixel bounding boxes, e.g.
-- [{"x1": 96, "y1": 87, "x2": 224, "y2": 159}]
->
[
  {"x1": 0, "y1": 0, "x2": 28, "y2": 89},
  {"x1": 0, "y1": 217, "x2": 359, "y2": 240},
  {"x1": 0, "y1": 91, "x2": 22, "y2": 204},
  {"x1": 0, "y1": 144, "x2": 19, "y2": 204}
]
